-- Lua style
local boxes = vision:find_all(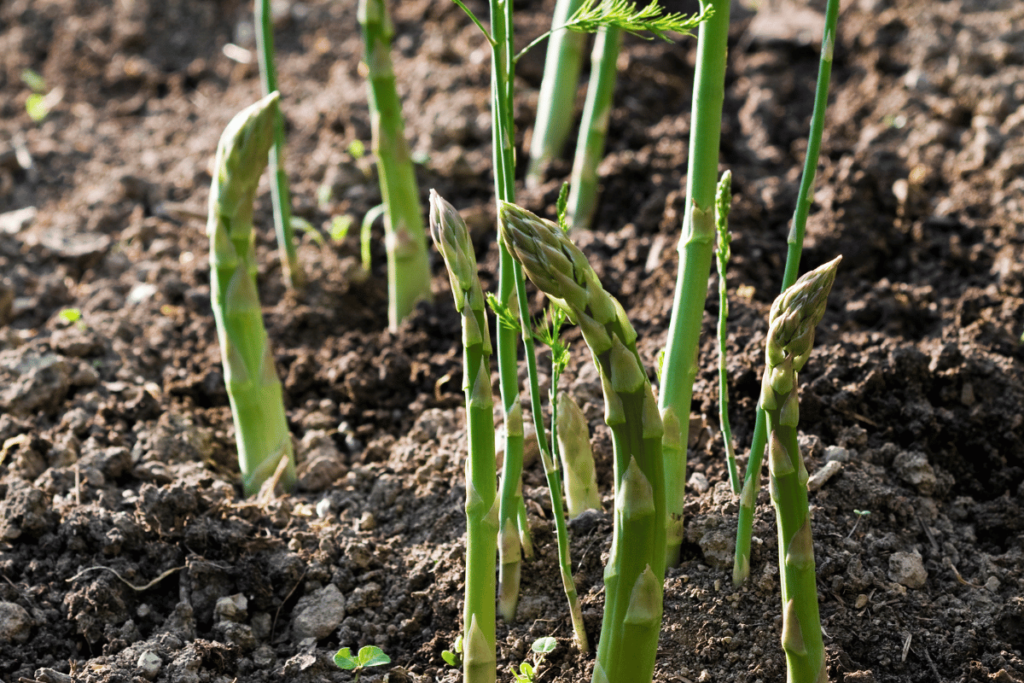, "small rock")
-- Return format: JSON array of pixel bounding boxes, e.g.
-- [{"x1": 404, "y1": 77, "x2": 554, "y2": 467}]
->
[
  {"x1": 893, "y1": 451, "x2": 937, "y2": 495},
  {"x1": 137, "y1": 651, "x2": 162, "y2": 680},
  {"x1": 358, "y1": 511, "x2": 377, "y2": 531},
  {"x1": 0, "y1": 601, "x2": 32, "y2": 643},
  {"x1": 291, "y1": 584, "x2": 346, "y2": 640},
  {"x1": 855, "y1": 594, "x2": 869, "y2": 609},
  {"x1": 296, "y1": 430, "x2": 347, "y2": 492},
  {"x1": 316, "y1": 498, "x2": 334, "y2": 519},
  {"x1": 888, "y1": 551, "x2": 927, "y2": 589},
  {"x1": 688, "y1": 472, "x2": 710, "y2": 494},
  {"x1": 34, "y1": 669, "x2": 73, "y2": 683},
  {"x1": 984, "y1": 576, "x2": 1001, "y2": 593},
  {"x1": 845, "y1": 672, "x2": 877, "y2": 683},
  {"x1": 807, "y1": 460, "x2": 842, "y2": 492},
  {"x1": 214, "y1": 594, "x2": 248, "y2": 623},
  {"x1": 823, "y1": 446, "x2": 850, "y2": 463},
  {"x1": 0, "y1": 206, "x2": 36, "y2": 234},
  {"x1": 0, "y1": 350, "x2": 72, "y2": 416}
]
